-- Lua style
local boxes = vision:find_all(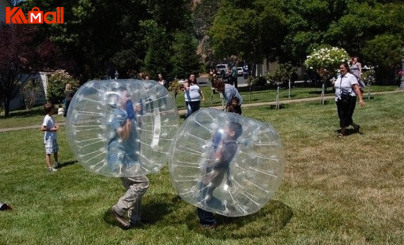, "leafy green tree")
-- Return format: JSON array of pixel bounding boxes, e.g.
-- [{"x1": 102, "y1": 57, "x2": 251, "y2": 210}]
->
[
  {"x1": 0, "y1": 24, "x2": 61, "y2": 117},
  {"x1": 208, "y1": 0, "x2": 286, "y2": 66},
  {"x1": 141, "y1": 20, "x2": 172, "y2": 79},
  {"x1": 46, "y1": 70, "x2": 80, "y2": 104},
  {"x1": 362, "y1": 34, "x2": 403, "y2": 83},
  {"x1": 169, "y1": 32, "x2": 202, "y2": 79},
  {"x1": 267, "y1": 63, "x2": 297, "y2": 86},
  {"x1": 193, "y1": 0, "x2": 221, "y2": 67}
]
